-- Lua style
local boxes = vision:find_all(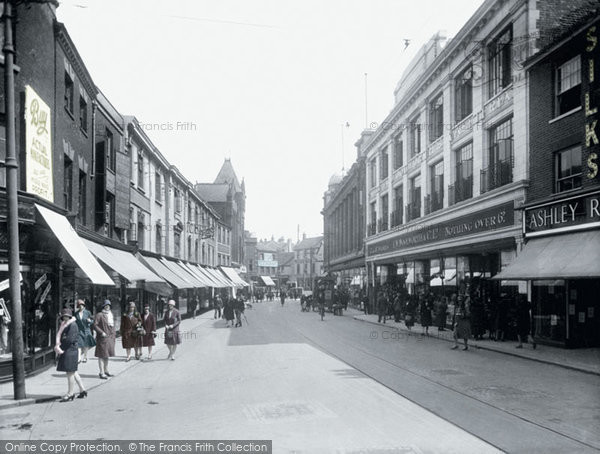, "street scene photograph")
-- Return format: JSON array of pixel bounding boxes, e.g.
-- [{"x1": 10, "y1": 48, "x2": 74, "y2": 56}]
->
[{"x1": 0, "y1": 0, "x2": 599, "y2": 453}]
